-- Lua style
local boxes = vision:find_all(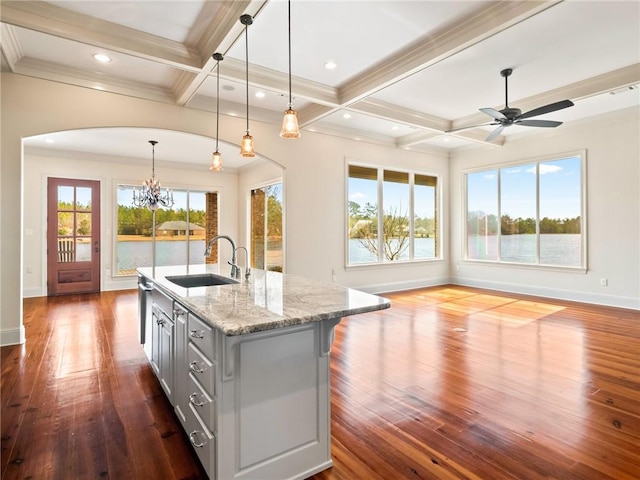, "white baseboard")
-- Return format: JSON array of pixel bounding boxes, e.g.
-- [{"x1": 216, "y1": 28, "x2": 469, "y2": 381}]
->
[
  {"x1": 453, "y1": 277, "x2": 640, "y2": 310},
  {"x1": 1, "y1": 327, "x2": 26, "y2": 346},
  {"x1": 23, "y1": 287, "x2": 44, "y2": 298},
  {"x1": 354, "y1": 276, "x2": 451, "y2": 295}
]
